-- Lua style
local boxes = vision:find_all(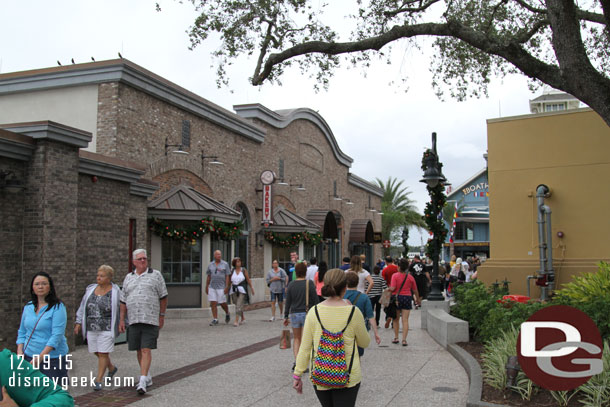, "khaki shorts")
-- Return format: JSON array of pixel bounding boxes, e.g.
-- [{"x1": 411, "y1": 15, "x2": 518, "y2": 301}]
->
[{"x1": 127, "y1": 323, "x2": 159, "y2": 350}]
